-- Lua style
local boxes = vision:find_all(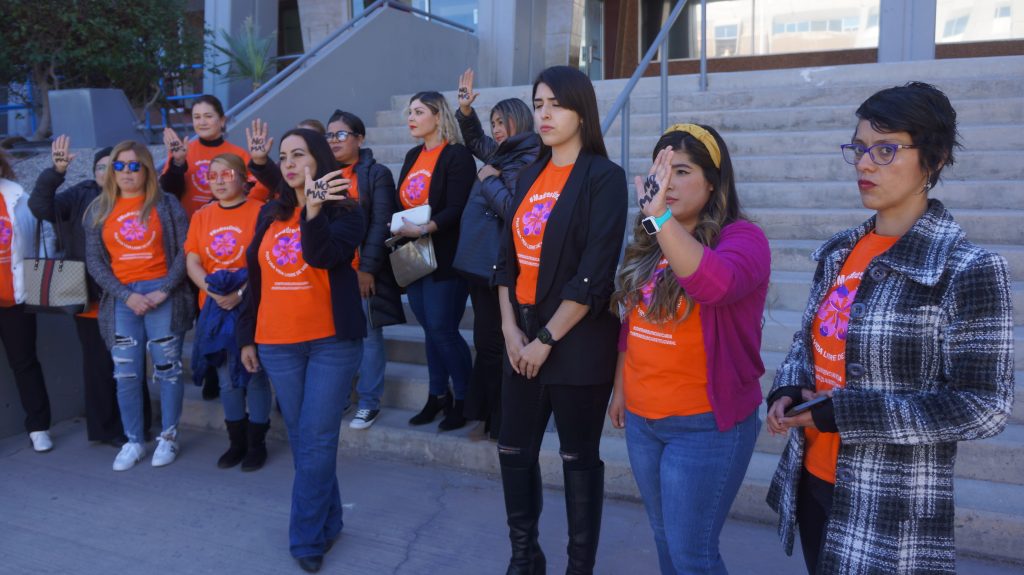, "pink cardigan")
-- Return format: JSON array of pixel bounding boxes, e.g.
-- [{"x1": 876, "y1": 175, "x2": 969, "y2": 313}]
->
[{"x1": 620, "y1": 220, "x2": 771, "y2": 431}]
